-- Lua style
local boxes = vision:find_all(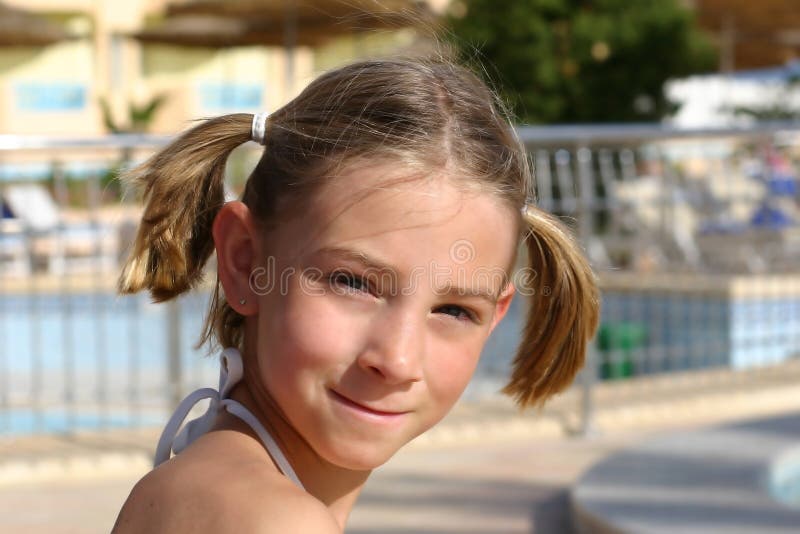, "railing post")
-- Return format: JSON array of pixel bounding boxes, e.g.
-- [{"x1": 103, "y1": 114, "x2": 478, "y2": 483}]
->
[
  {"x1": 576, "y1": 145, "x2": 598, "y2": 437},
  {"x1": 166, "y1": 299, "x2": 183, "y2": 408},
  {"x1": 578, "y1": 343, "x2": 599, "y2": 436}
]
